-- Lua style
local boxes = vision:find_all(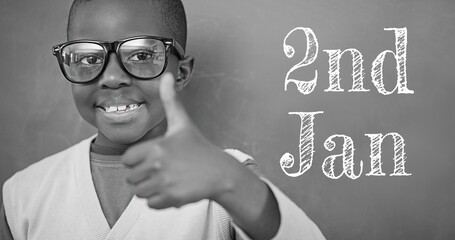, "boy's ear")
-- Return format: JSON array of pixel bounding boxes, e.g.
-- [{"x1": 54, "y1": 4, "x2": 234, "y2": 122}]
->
[{"x1": 176, "y1": 55, "x2": 195, "y2": 90}]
